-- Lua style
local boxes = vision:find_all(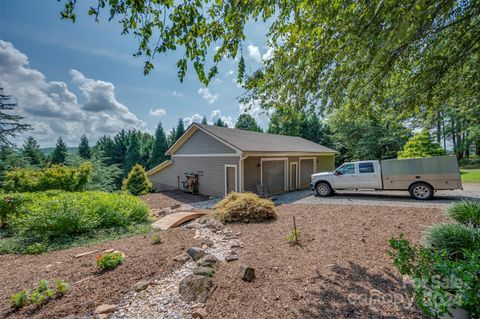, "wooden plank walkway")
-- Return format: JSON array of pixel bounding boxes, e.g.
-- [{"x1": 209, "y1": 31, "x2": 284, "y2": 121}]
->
[{"x1": 152, "y1": 211, "x2": 207, "y2": 230}]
